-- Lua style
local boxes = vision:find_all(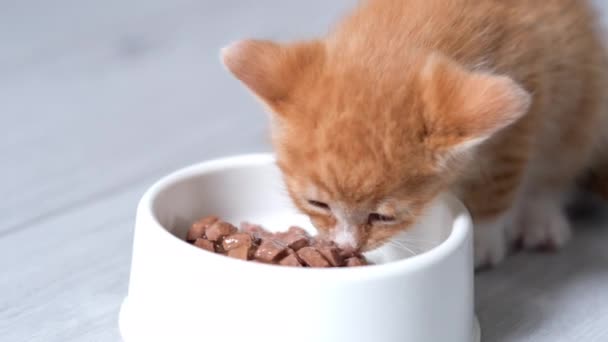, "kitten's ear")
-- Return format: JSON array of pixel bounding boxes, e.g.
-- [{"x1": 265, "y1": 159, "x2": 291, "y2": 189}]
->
[
  {"x1": 420, "y1": 54, "x2": 531, "y2": 155},
  {"x1": 221, "y1": 39, "x2": 324, "y2": 107}
]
